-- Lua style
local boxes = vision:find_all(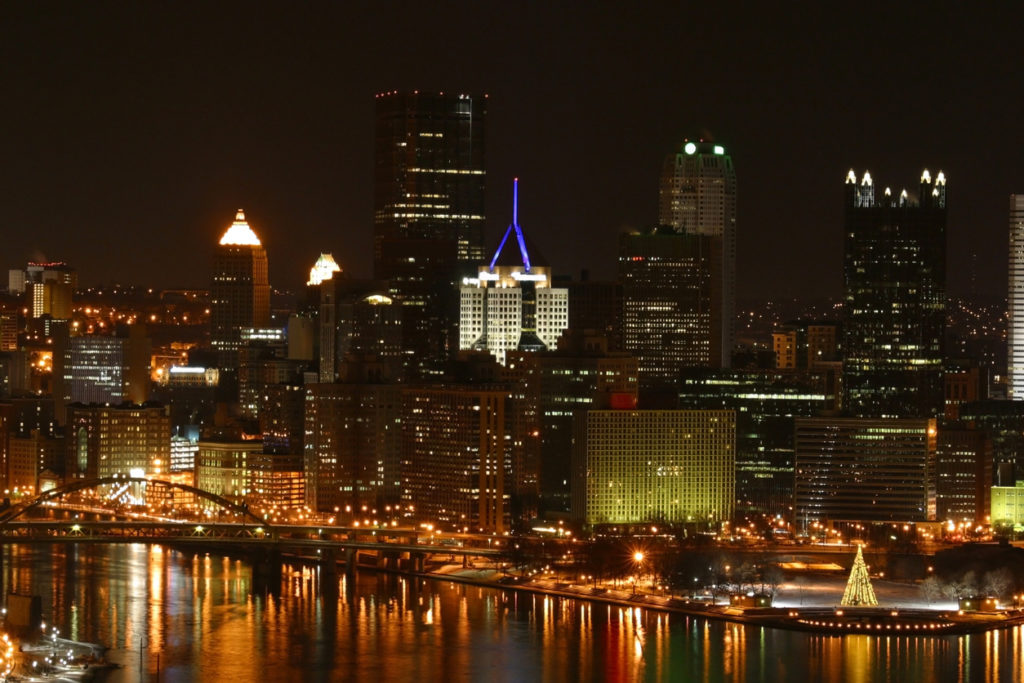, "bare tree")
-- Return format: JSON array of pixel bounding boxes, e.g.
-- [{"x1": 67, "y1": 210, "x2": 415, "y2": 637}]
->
[
  {"x1": 763, "y1": 565, "x2": 785, "y2": 598},
  {"x1": 983, "y1": 568, "x2": 1014, "y2": 599},
  {"x1": 920, "y1": 575, "x2": 943, "y2": 604},
  {"x1": 942, "y1": 570, "x2": 979, "y2": 599}
]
